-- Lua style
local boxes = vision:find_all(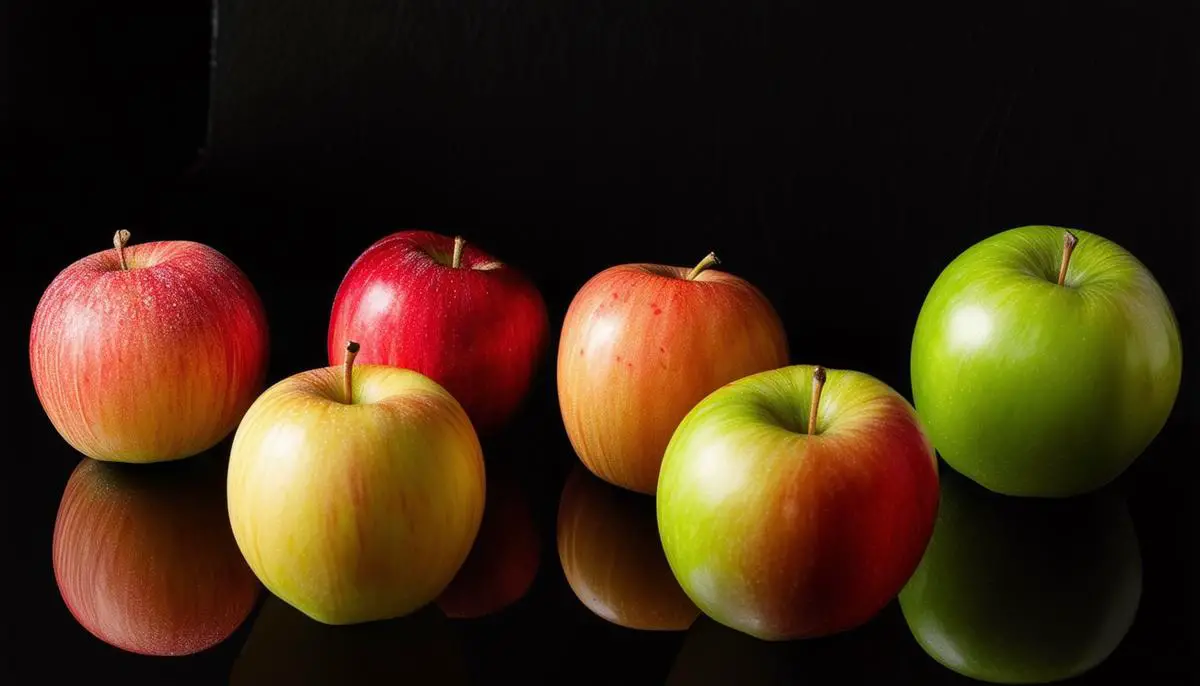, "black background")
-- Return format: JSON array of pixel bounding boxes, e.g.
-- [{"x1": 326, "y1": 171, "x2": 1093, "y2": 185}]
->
[{"x1": 3, "y1": 0, "x2": 1195, "y2": 683}]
